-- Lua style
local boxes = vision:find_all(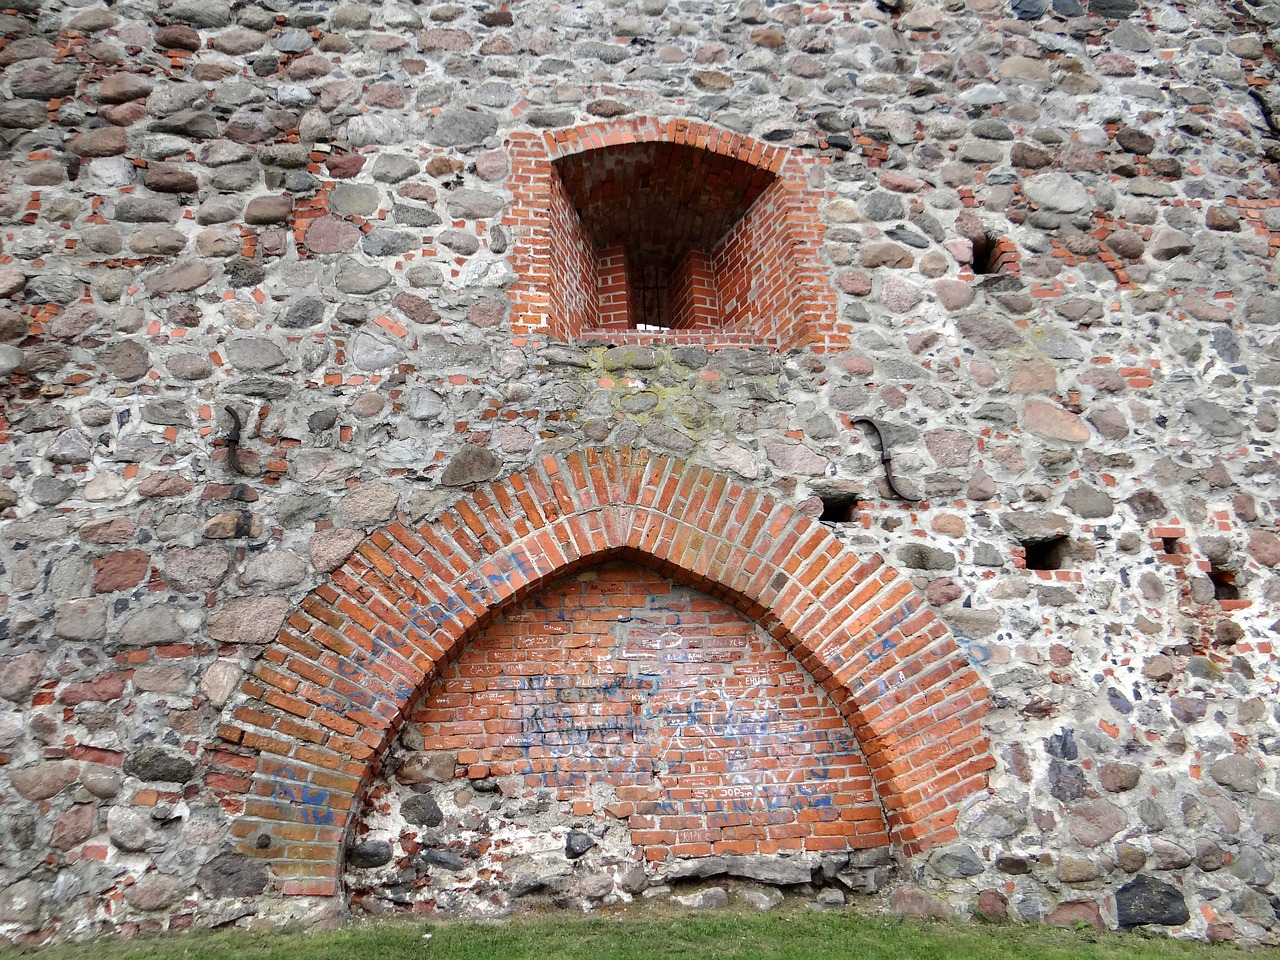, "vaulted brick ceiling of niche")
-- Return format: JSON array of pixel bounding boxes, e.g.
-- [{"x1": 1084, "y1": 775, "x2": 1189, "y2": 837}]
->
[{"x1": 553, "y1": 142, "x2": 777, "y2": 266}]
